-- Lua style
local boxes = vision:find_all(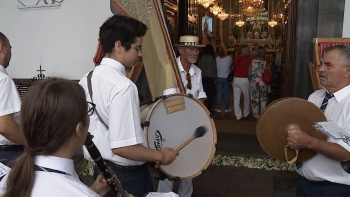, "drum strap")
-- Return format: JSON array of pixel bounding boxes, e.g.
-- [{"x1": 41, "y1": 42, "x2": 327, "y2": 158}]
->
[{"x1": 87, "y1": 71, "x2": 109, "y2": 130}]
